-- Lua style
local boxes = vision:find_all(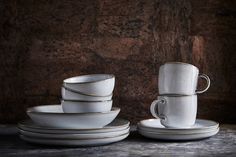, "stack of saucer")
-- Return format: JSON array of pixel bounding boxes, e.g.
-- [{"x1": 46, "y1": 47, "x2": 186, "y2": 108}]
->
[
  {"x1": 138, "y1": 62, "x2": 219, "y2": 141},
  {"x1": 18, "y1": 74, "x2": 130, "y2": 146},
  {"x1": 138, "y1": 119, "x2": 219, "y2": 141}
]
